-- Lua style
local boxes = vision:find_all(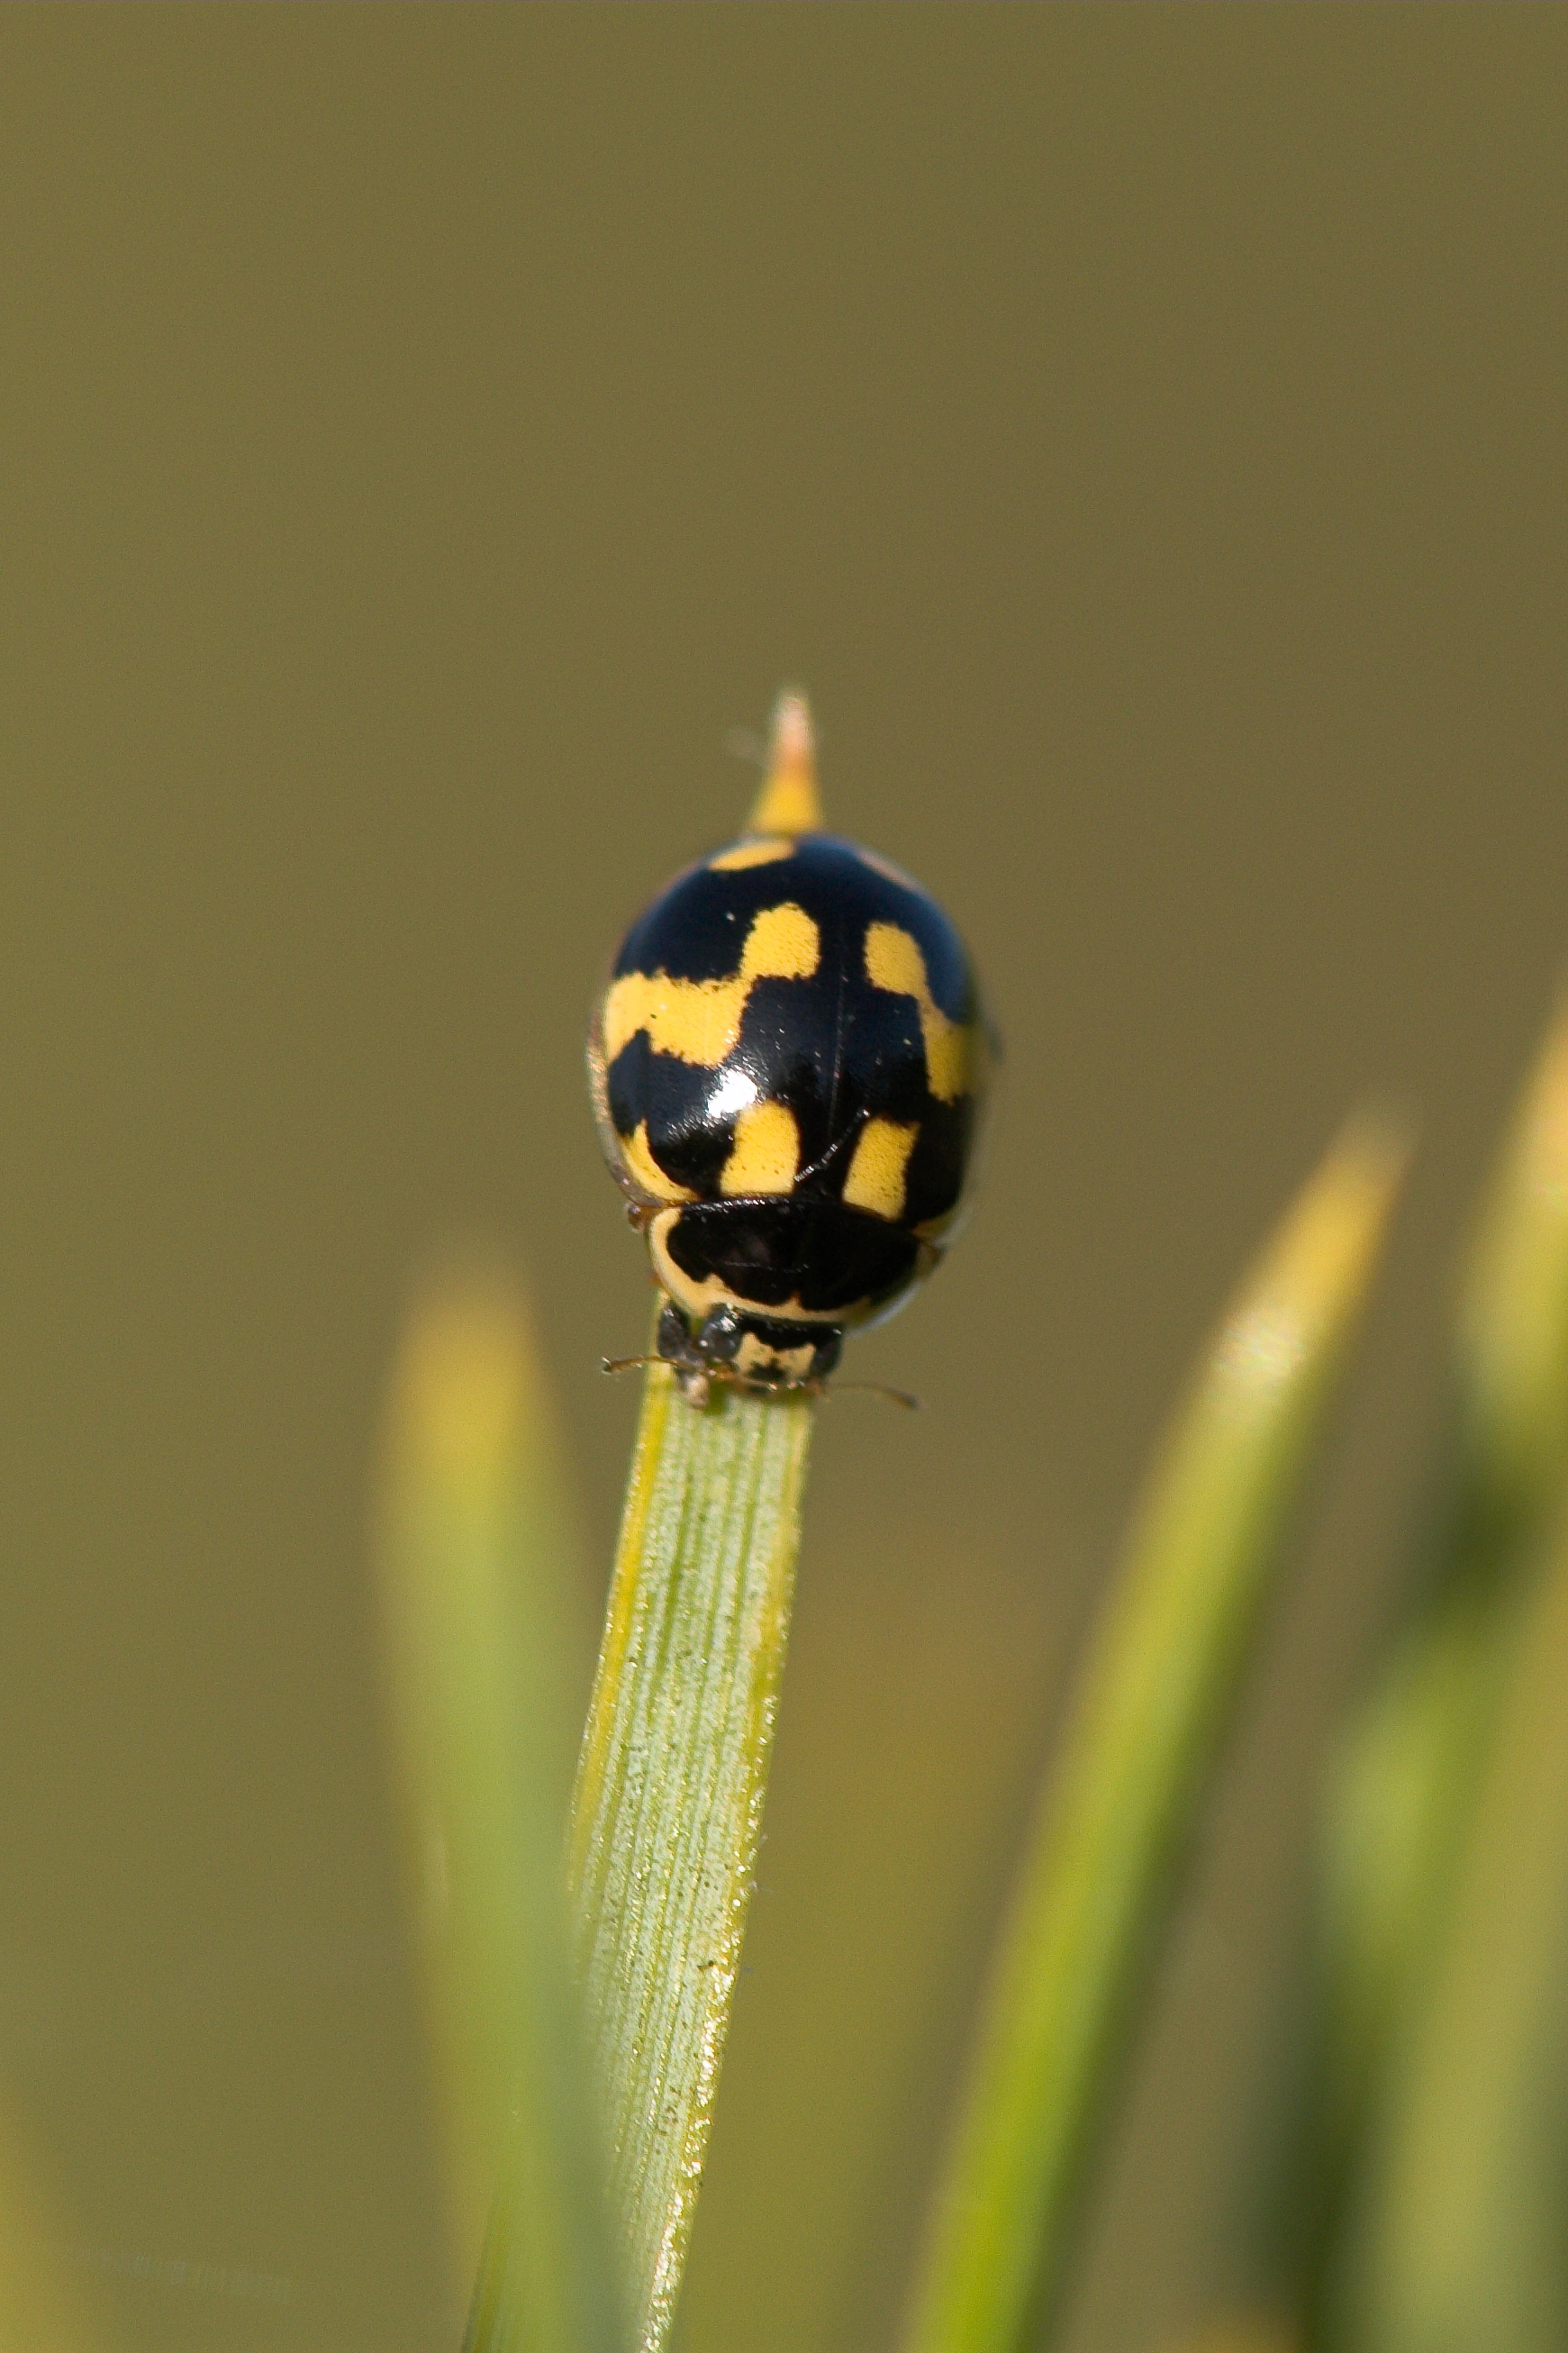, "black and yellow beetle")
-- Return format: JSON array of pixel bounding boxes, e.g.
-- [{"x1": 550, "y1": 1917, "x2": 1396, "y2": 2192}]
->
[{"x1": 587, "y1": 694, "x2": 991, "y2": 1404}]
